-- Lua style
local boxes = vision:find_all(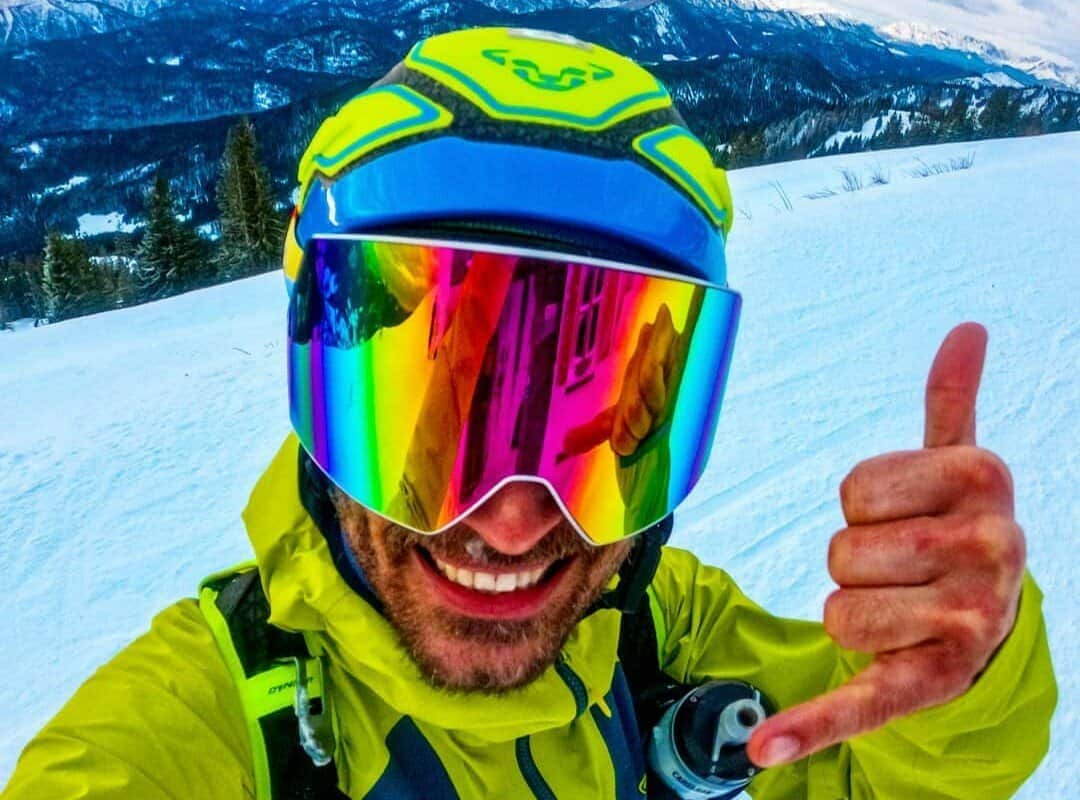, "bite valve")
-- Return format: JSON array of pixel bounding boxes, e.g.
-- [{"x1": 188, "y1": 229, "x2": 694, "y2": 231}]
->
[{"x1": 647, "y1": 680, "x2": 772, "y2": 800}]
